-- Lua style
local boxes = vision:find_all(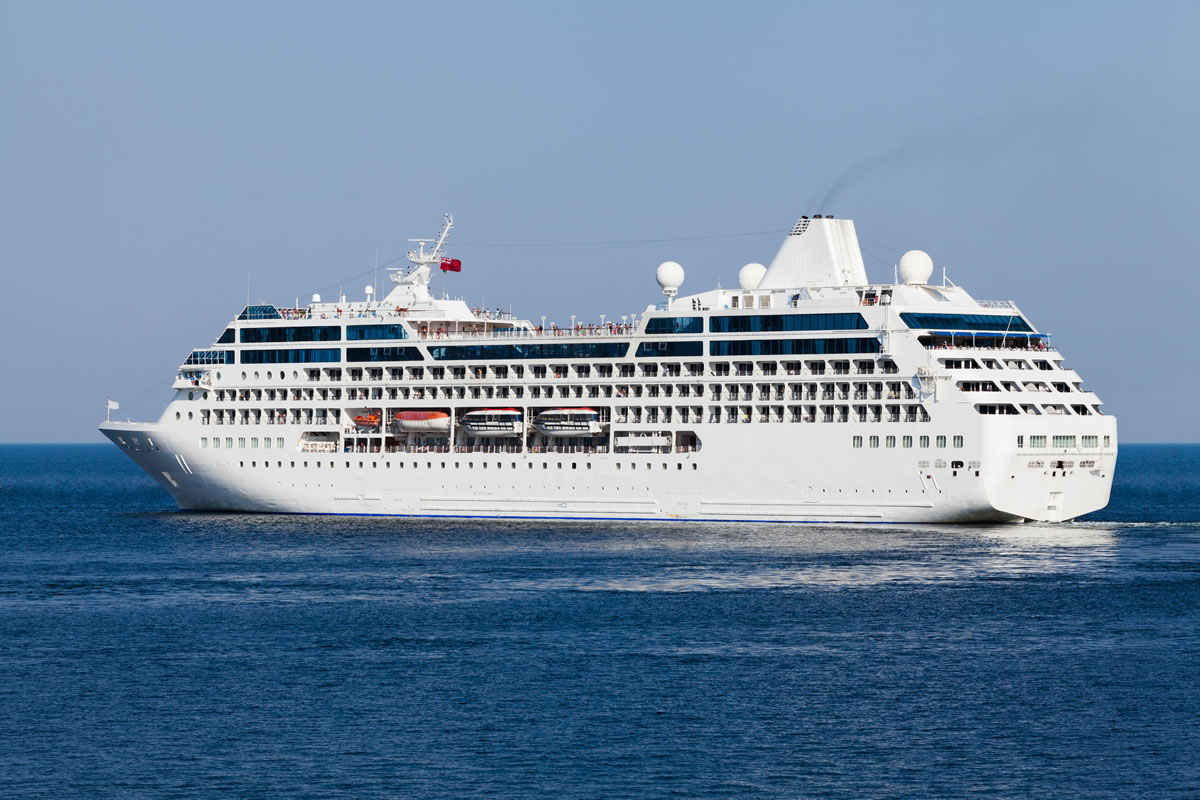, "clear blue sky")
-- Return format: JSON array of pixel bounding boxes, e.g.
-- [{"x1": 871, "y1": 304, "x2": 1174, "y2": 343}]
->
[{"x1": 2, "y1": 0, "x2": 1197, "y2": 443}]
